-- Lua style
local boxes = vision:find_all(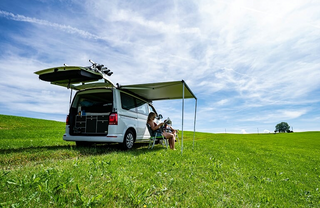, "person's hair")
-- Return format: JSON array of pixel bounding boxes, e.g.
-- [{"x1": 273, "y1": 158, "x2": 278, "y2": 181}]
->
[{"x1": 148, "y1": 112, "x2": 156, "y2": 121}]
